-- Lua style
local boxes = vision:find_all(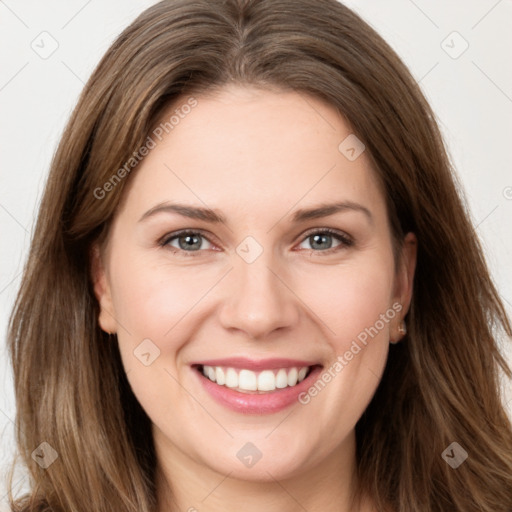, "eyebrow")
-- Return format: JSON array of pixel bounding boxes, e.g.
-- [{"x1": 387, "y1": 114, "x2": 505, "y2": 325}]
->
[
  {"x1": 138, "y1": 201, "x2": 373, "y2": 225},
  {"x1": 139, "y1": 202, "x2": 227, "y2": 223},
  {"x1": 292, "y1": 201, "x2": 373, "y2": 224}
]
